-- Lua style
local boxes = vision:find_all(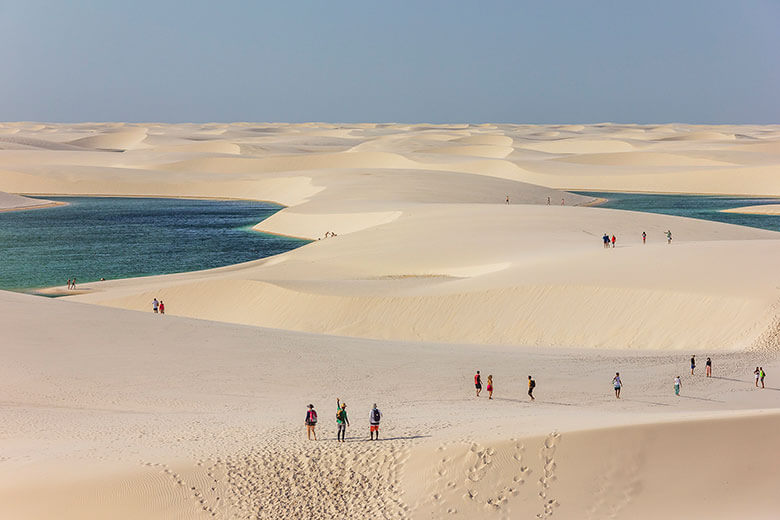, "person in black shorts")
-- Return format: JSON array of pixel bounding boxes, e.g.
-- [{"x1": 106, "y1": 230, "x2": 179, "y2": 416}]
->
[
  {"x1": 474, "y1": 371, "x2": 482, "y2": 397},
  {"x1": 528, "y1": 375, "x2": 536, "y2": 401}
]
